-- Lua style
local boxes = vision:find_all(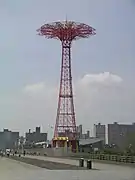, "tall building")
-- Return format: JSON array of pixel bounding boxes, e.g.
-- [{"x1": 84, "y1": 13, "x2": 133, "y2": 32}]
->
[
  {"x1": 0, "y1": 129, "x2": 19, "y2": 149},
  {"x1": 77, "y1": 124, "x2": 82, "y2": 138},
  {"x1": 108, "y1": 122, "x2": 135, "y2": 149},
  {"x1": 86, "y1": 130, "x2": 90, "y2": 139},
  {"x1": 94, "y1": 123, "x2": 106, "y2": 144},
  {"x1": 25, "y1": 127, "x2": 47, "y2": 144}
]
